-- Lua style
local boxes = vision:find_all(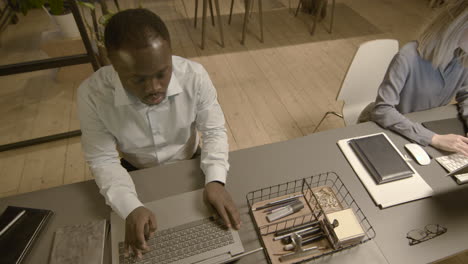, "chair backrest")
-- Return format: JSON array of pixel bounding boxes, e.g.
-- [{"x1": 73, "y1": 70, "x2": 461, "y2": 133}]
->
[{"x1": 337, "y1": 39, "x2": 399, "y2": 126}]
